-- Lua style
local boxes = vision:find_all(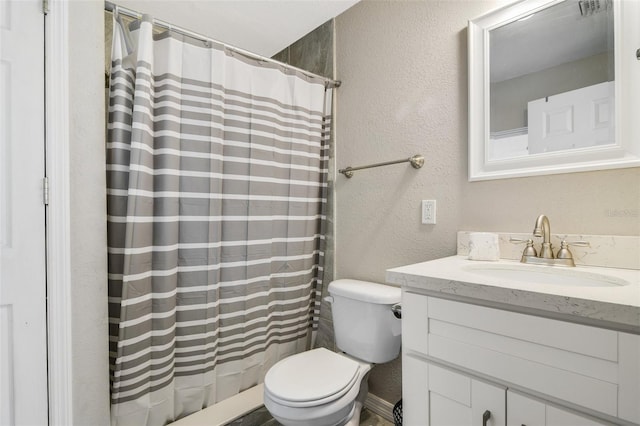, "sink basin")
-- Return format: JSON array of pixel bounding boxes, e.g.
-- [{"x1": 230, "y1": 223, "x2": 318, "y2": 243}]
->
[{"x1": 462, "y1": 263, "x2": 629, "y2": 287}]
